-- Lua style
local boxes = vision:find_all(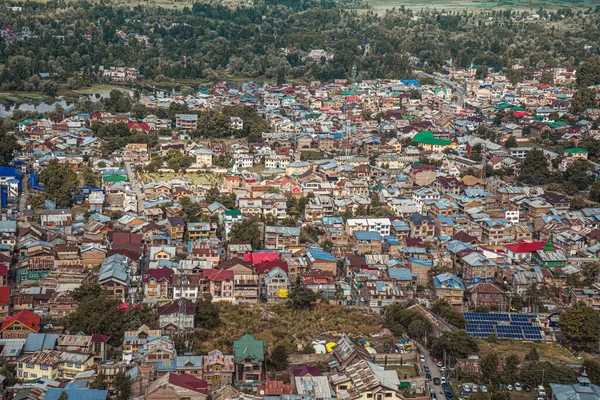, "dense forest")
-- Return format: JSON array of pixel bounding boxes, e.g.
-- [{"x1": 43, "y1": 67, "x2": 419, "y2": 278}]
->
[{"x1": 1, "y1": 0, "x2": 600, "y2": 93}]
